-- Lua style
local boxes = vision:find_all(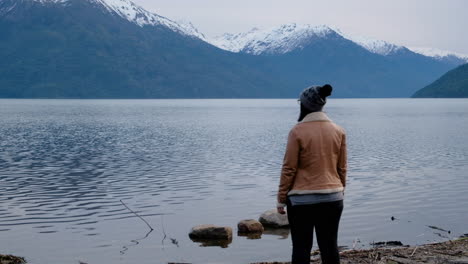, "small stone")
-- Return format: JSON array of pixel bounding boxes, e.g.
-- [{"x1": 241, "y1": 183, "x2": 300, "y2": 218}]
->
[
  {"x1": 238, "y1": 219, "x2": 264, "y2": 233},
  {"x1": 259, "y1": 209, "x2": 289, "y2": 228},
  {"x1": 188, "y1": 224, "x2": 233, "y2": 240}
]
